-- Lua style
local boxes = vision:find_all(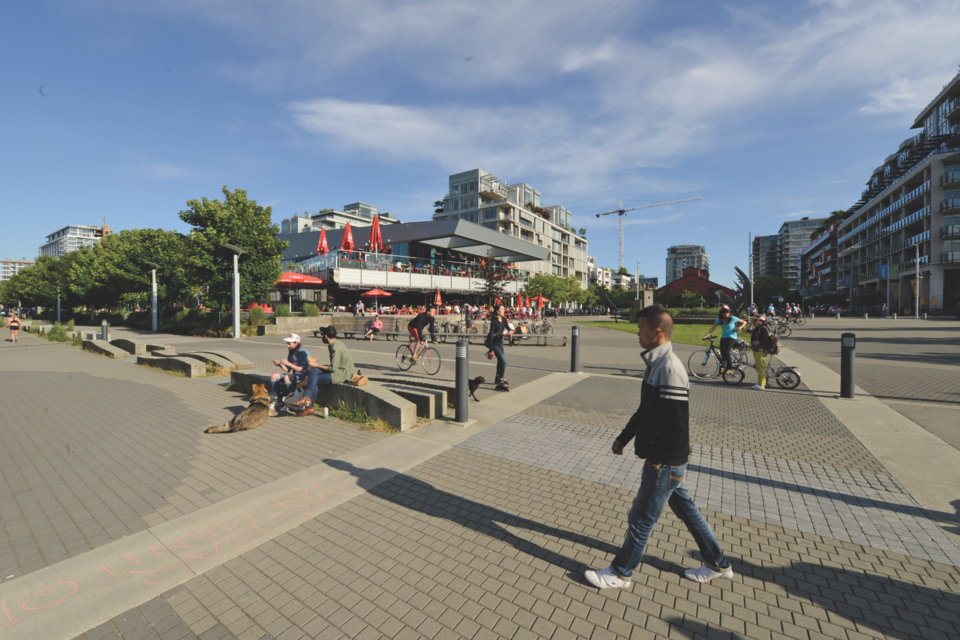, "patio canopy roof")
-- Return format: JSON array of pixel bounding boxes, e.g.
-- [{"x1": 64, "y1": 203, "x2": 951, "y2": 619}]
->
[{"x1": 281, "y1": 219, "x2": 550, "y2": 263}]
